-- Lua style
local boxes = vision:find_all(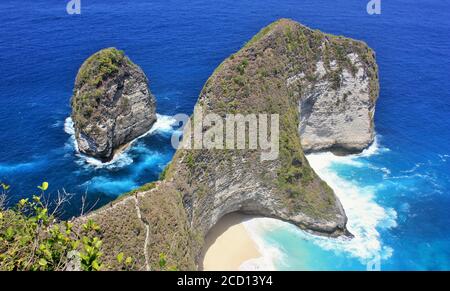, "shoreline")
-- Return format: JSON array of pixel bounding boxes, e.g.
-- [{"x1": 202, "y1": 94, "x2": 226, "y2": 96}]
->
[
  {"x1": 200, "y1": 213, "x2": 262, "y2": 271},
  {"x1": 199, "y1": 140, "x2": 385, "y2": 271}
]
